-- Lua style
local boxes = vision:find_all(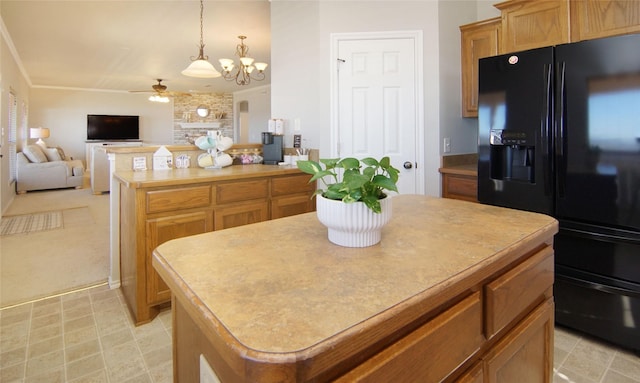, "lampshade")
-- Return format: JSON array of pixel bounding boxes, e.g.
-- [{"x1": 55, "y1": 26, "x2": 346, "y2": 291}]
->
[
  {"x1": 181, "y1": 58, "x2": 221, "y2": 78},
  {"x1": 30, "y1": 127, "x2": 50, "y2": 139},
  {"x1": 30, "y1": 127, "x2": 50, "y2": 148}
]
